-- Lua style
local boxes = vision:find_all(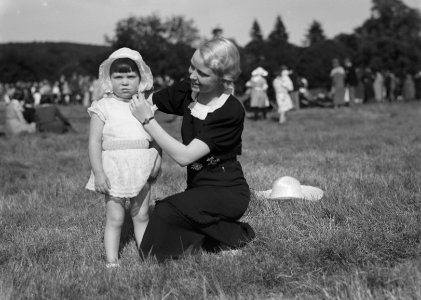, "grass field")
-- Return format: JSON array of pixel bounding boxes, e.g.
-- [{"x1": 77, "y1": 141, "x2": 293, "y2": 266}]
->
[{"x1": 1, "y1": 101, "x2": 420, "y2": 299}]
